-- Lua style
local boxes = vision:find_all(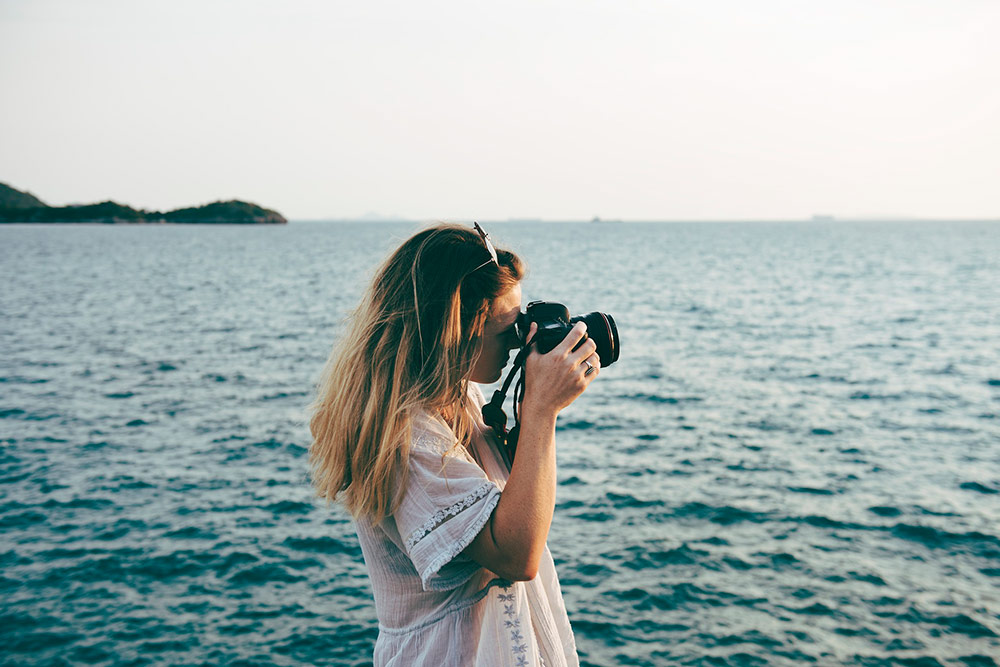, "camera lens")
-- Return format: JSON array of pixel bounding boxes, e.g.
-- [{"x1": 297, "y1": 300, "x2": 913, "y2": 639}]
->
[
  {"x1": 571, "y1": 312, "x2": 620, "y2": 366},
  {"x1": 519, "y1": 301, "x2": 621, "y2": 365}
]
